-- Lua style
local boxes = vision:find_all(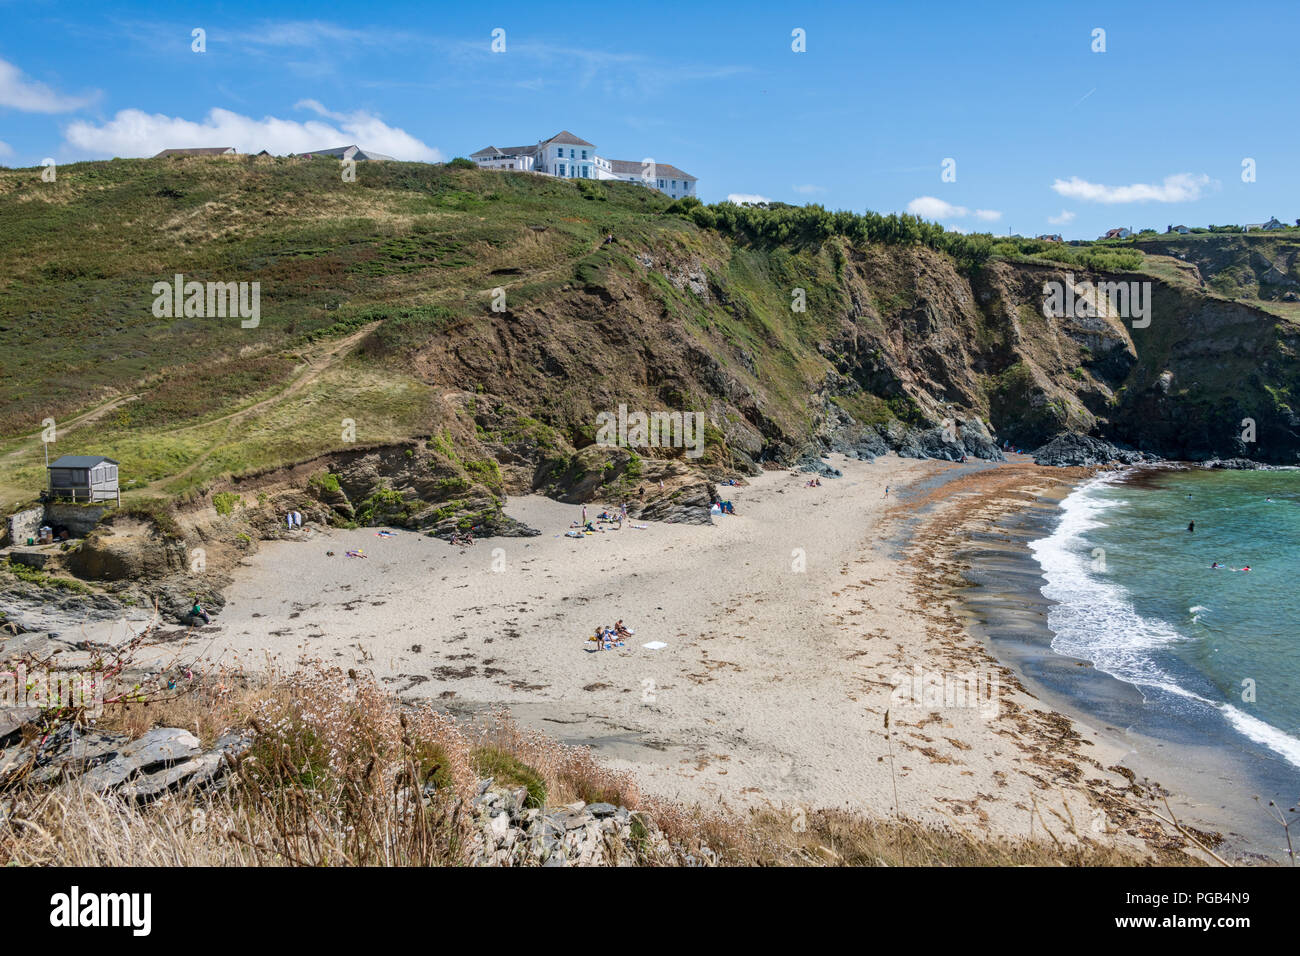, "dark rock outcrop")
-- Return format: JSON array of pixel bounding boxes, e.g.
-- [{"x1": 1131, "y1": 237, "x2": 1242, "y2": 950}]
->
[{"x1": 1033, "y1": 433, "x2": 1158, "y2": 467}]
